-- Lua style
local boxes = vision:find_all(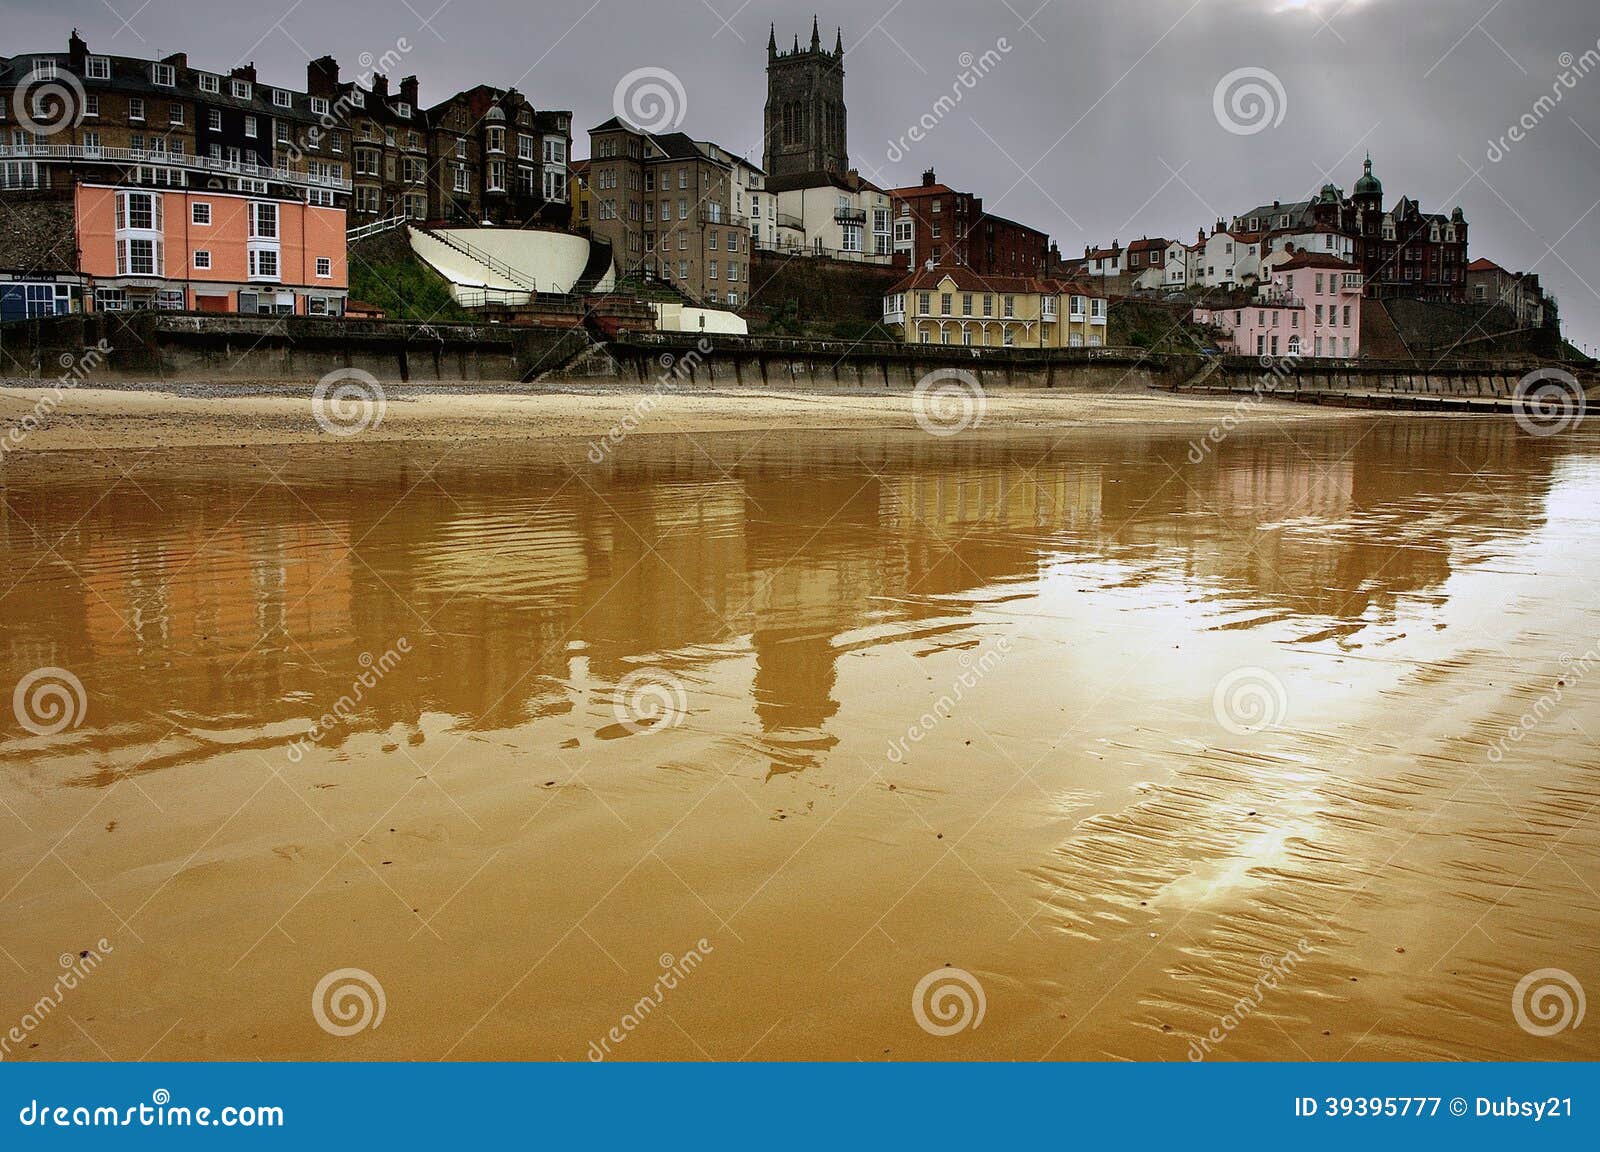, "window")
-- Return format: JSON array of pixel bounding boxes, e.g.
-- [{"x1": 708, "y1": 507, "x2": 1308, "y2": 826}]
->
[
  {"x1": 453, "y1": 166, "x2": 469, "y2": 193},
  {"x1": 84, "y1": 94, "x2": 99, "y2": 117},
  {"x1": 248, "y1": 248, "x2": 279, "y2": 279},
  {"x1": 199, "y1": 73, "x2": 220, "y2": 94},
  {"x1": 1003, "y1": 295, "x2": 1015, "y2": 318},
  {"x1": 275, "y1": 122, "x2": 289, "y2": 144},
  {"x1": 192, "y1": 202, "x2": 211, "y2": 225},
  {"x1": 207, "y1": 109, "x2": 222, "y2": 131},
  {"x1": 488, "y1": 160, "x2": 505, "y2": 191},
  {"x1": 316, "y1": 256, "x2": 332, "y2": 278},
  {"x1": 83, "y1": 130, "x2": 101, "y2": 151},
  {"x1": 31, "y1": 59, "x2": 57, "y2": 81},
  {"x1": 116, "y1": 237, "x2": 161, "y2": 276},
  {"x1": 151, "y1": 63, "x2": 175, "y2": 87},
  {"x1": 116, "y1": 190, "x2": 161, "y2": 232},
  {"x1": 395, "y1": 102, "x2": 412, "y2": 118},
  {"x1": 249, "y1": 201, "x2": 278, "y2": 239},
  {"x1": 86, "y1": 56, "x2": 110, "y2": 80},
  {"x1": 244, "y1": 115, "x2": 257, "y2": 138},
  {"x1": 273, "y1": 89, "x2": 291, "y2": 108},
  {"x1": 544, "y1": 138, "x2": 566, "y2": 163},
  {"x1": 518, "y1": 133, "x2": 534, "y2": 159},
  {"x1": 349, "y1": 89, "x2": 364, "y2": 108},
  {"x1": 194, "y1": 250, "x2": 211, "y2": 270},
  {"x1": 129, "y1": 97, "x2": 145, "y2": 121},
  {"x1": 231, "y1": 79, "x2": 252, "y2": 100},
  {"x1": 310, "y1": 96, "x2": 329, "y2": 116},
  {"x1": 169, "y1": 104, "x2": 184, "y2": 126}
]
